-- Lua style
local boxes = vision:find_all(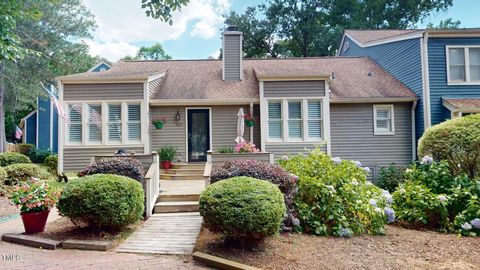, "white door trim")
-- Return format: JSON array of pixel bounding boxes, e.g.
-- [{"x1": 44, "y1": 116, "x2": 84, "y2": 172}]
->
[{"x1": 185, "y1": 107, "x2": 212, "y2": 163}]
